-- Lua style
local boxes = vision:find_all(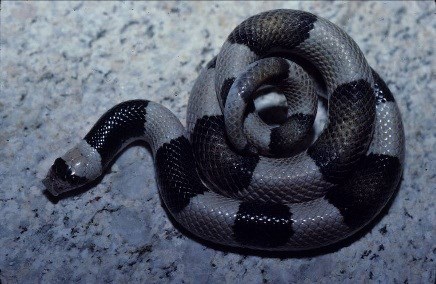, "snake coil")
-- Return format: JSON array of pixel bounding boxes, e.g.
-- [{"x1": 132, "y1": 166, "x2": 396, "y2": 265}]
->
[{"x1": 44, "y1": 10, "x2": 404, "y2": 251}]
